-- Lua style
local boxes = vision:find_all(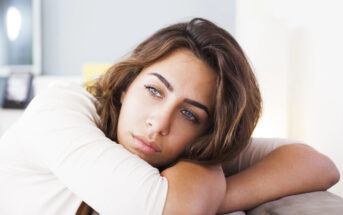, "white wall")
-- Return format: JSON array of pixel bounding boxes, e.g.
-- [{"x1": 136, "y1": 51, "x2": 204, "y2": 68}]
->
[
  {"x1": 41, "y1": 0, "x2": 236, "y2": 76},
  {"x1": 236, "y1": 0, "x2": 343, "y2": 196}
]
